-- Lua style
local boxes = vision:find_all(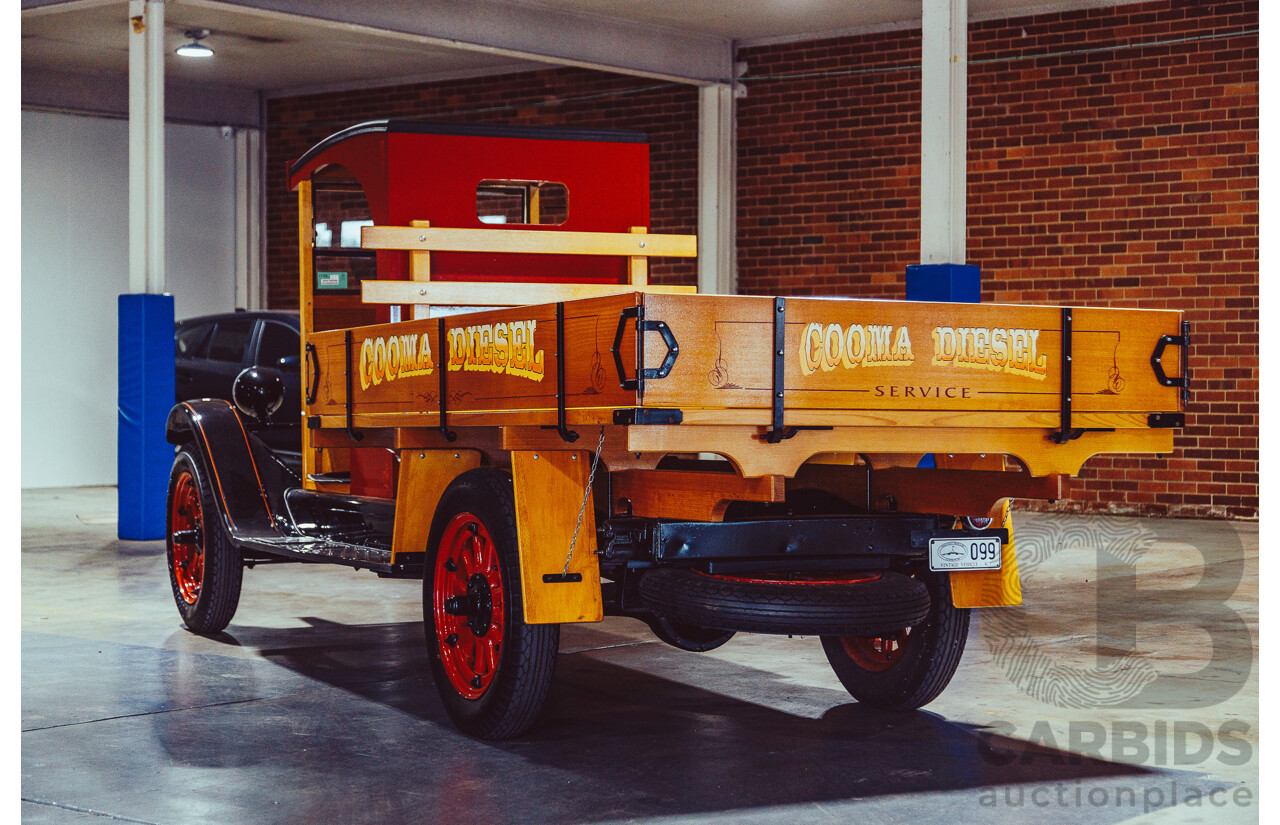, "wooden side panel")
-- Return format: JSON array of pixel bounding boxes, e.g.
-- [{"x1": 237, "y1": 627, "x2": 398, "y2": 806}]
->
[
  {"x1": 611, "y1": 470, "x2": 784, "y2": 520},
  {"x1": 951, "y1": 499, "x2": 1023, "y2": 608},
  {"x1": 510, "y1": 450, "x2": 603, "y2": 625},
  {"x1": 308, "y1": 293, "x2": 640, "y2": 419},
  {"x1": 391, "y1": 450, "x2": 482, "y2": 562},
  {"x1": 639, "y1": 294, "x2": 1183, "y2": 417}
]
